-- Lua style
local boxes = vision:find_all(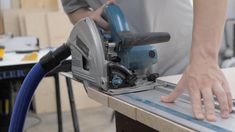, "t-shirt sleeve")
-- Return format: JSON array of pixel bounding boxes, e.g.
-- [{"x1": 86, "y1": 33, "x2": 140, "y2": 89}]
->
[{"x1": 61, "y1": 0, "x2": 89, "y2": 14}]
